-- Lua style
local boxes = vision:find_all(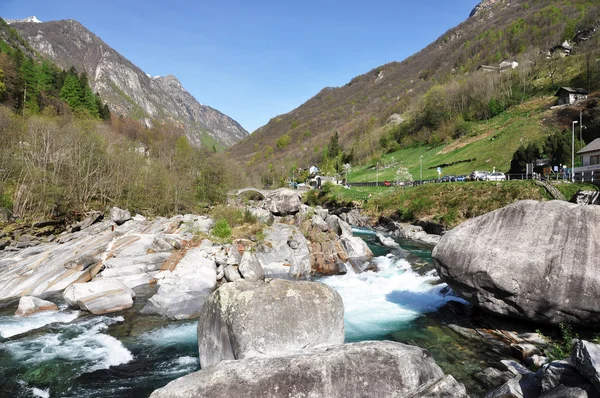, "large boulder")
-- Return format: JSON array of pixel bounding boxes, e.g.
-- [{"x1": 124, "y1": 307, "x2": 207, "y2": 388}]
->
[
  {"x1": 197, "y1": 279, "x2": 344, "y2": 367},
  {"x1": 110, "y1": 207, "x2": 131, "y2": 225},
  {"x1": 238, "y1": 251, "x2": 265, "y2": 281},
  {"x1": 572, "y1": 339, "x2": 600, "y2": 392},
  {"x1": 256, "y1": 223, "x2": 311, "y2": 279},
  {"x1": 15, "y1": 296, "x2": 58, "y2": 316},
  {"x1": 432, "y1": 200, "x2": 600, "y2": 325},
  {"x1": 151, "y1": 341, "x2": 467, "y2": 398},
  {"x1": 63, "y1": 278, "x2": 135, "y2": 314},
  {"x1": 264, "y1": 188, "x2": 302, "y2": 216}
]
